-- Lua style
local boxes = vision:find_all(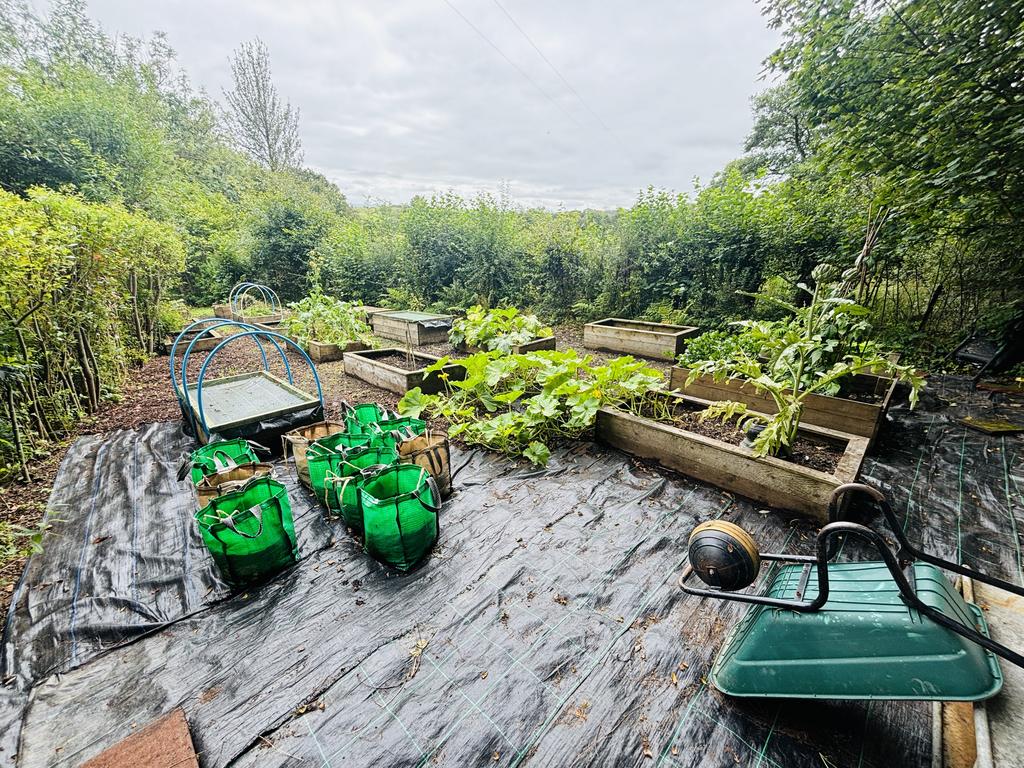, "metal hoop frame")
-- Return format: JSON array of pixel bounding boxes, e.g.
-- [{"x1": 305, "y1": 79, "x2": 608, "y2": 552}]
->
[{"x1": 168, "y1": 320, "x2": 324, "y2": 441}]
